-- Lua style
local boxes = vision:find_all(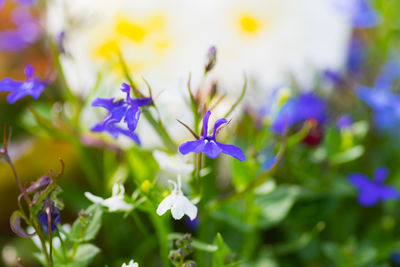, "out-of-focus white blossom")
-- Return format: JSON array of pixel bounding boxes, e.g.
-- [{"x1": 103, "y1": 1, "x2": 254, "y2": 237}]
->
[
  {"x1": 85, "y1": 184, "x2": 133, "y2": 212},
  {"x1": 153, "y1": 150, "x2": 194, "y2": 178},
  {"x1": 46, "y1": 0, "x2": 353, "y2": 146},
  {"x1": 122, "y1": 260, "x2": 139, "y2": 267},
  {"x1": 157, "y1": 175, "x2": 197, "y2": 220}
]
